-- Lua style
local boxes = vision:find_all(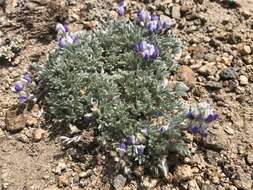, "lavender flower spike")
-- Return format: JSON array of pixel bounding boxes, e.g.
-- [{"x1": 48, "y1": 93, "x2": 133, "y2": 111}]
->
[
  {"x1": 147, "y1": 20, "x2": 158, "y2": 32},
  {"x1": 159, "y1": 126, "x2": 167, "y2": 133},
  {"x1": 19, "y1": 95, "x2": 28, "y2": 104},
  {"x1": 127, "y1": 135, "x2": 136, "y2": 145},
  {"x1": 141, "y1": 128, "x2": 148, "y2": 135},
  {"x1": 118, "y1": 1, "x2": 125, "y2": 16},
  {"x1": 11, "y1": 81, "x2": 24, "y2": 93},
  {"x1": 135, "y1": 41, "x2": 159, "y2": 61},
  {"x1": 205, "y1": 113, "x2": 218, "y2": 123},
  {"x1": 137, "y1": 10, "x2": 151, "y2": 24},
  {"x1": 190, "y1": 126, "x2": 199, "y2": 134},
  {"x1": 58, "y1": 37, "x2": 65, "y2": 48},
  {"x1": 187, "y1": 102, "x2": 218, "y2": 137},
  {"x1": 66, "y1": 34, "x2": 77, "y2": 44},
  {"x1": 58, "y1": 34, "x2": 77, "y2": 48},
  {"x1": 23, "y1": 73, "x2": 32, "y2": 83},
  {"x1": 150, "y1": 47, "x2": 159, "y2": 60},
  {"x1": 198, "y1": 102, "x2": 218, "y2": 122},
  {"x1": 151, "y1": 15, "x2": 159, "y2": 21},
  {"x1": 118, "y1": 143, "x2": 127, "y2": 156},
  {"x1": 135, "y1": 145, "x2": 145, "y2": 155},
  {"x1": 56, "y1": 23, "x2": 69, "y2": 34}
]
